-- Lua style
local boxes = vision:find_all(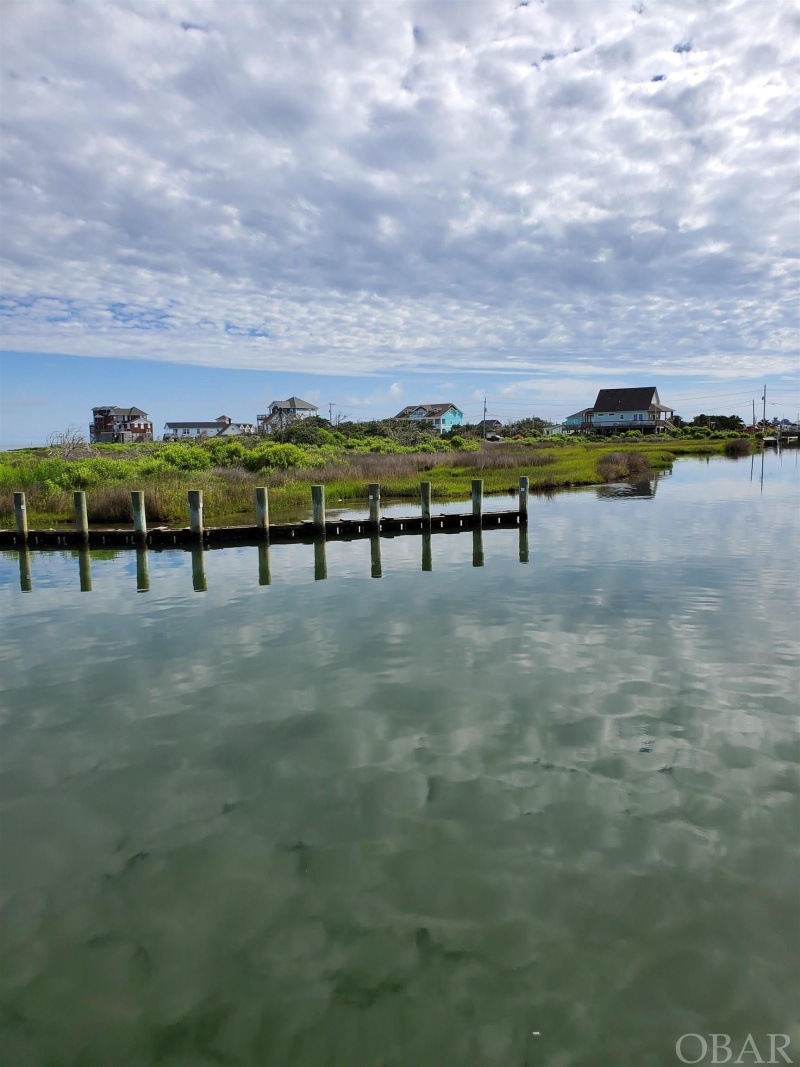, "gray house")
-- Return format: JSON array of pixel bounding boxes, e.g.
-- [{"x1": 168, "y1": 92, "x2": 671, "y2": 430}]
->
[{"x1": 257, "y1": 397, "x2": 319, "y2": 433}]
